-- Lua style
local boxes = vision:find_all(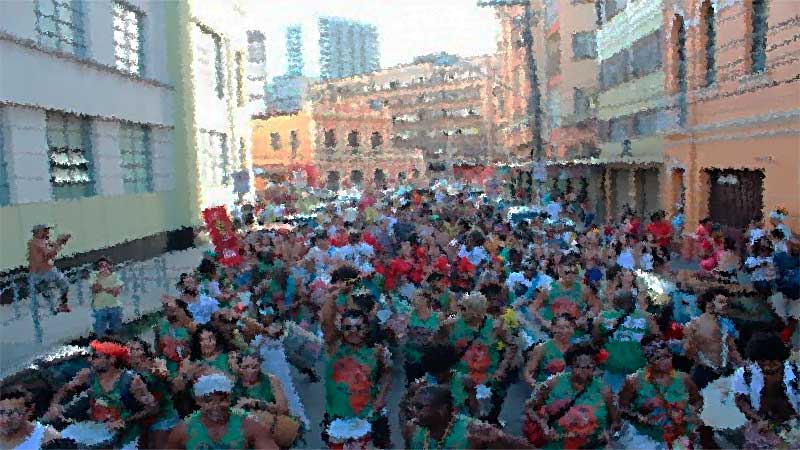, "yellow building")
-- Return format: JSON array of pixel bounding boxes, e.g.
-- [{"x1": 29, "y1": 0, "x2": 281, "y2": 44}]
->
[{"x1": 250, "y1": 111, "x2": 314, "y2": 191}]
